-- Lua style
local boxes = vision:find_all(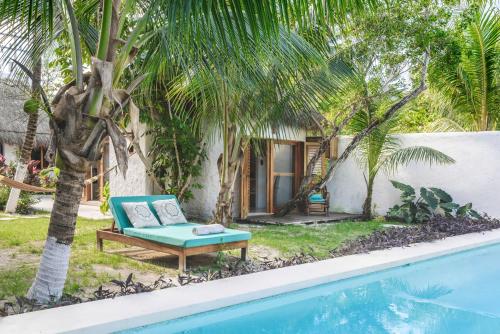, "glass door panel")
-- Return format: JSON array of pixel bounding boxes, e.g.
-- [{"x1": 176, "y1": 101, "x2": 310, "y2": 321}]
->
[{"x1": 273, "y1": 143, "x2": 296, "y2": 211}]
